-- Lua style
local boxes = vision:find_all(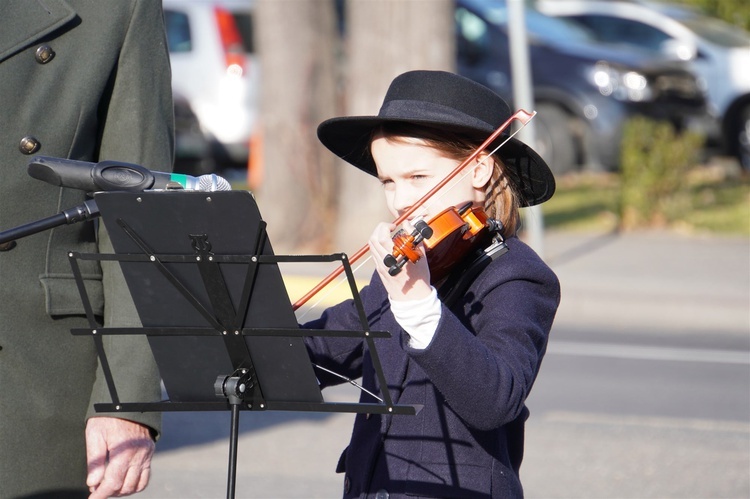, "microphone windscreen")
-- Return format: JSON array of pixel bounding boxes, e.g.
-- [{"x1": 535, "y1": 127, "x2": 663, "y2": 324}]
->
[{"x1": 197, "y1": 174, "x2": 232, "y2": 192}]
